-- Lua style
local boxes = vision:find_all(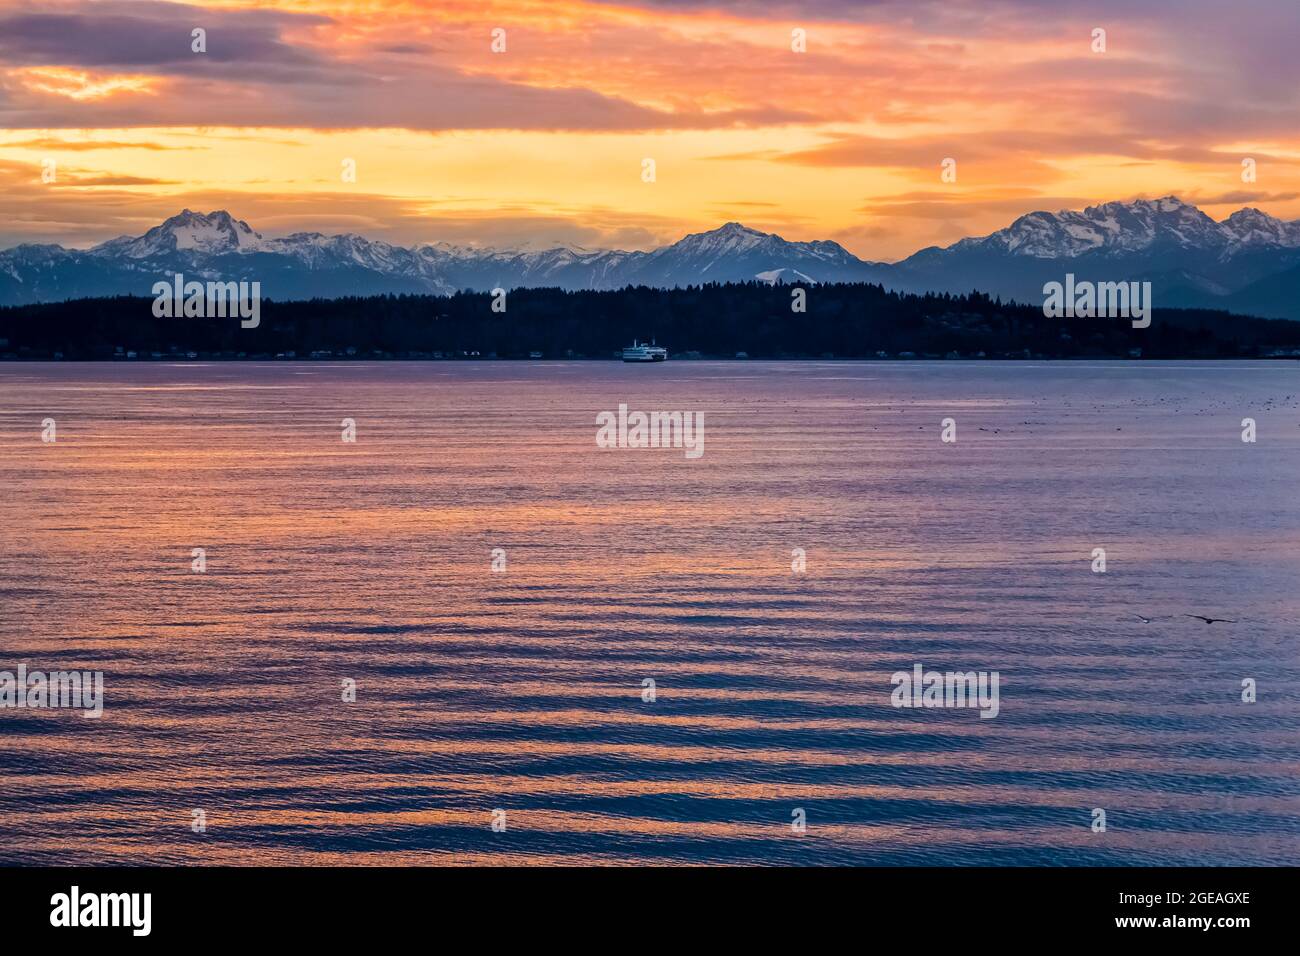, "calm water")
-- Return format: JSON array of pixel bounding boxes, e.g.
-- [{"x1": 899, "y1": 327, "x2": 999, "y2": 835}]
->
[{"x1": 1, "y1": 360, "x2": 1298, "y2": 865}]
